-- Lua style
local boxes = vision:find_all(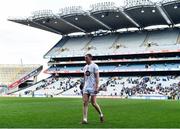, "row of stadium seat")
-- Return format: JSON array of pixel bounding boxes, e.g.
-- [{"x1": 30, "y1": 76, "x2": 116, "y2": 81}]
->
[
  {"x1": 47, "y1": 63, "x2": 180, "y2": 72},
  {"x1": 45, "y1": 28, "x2": 180, "y2": 58}
]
